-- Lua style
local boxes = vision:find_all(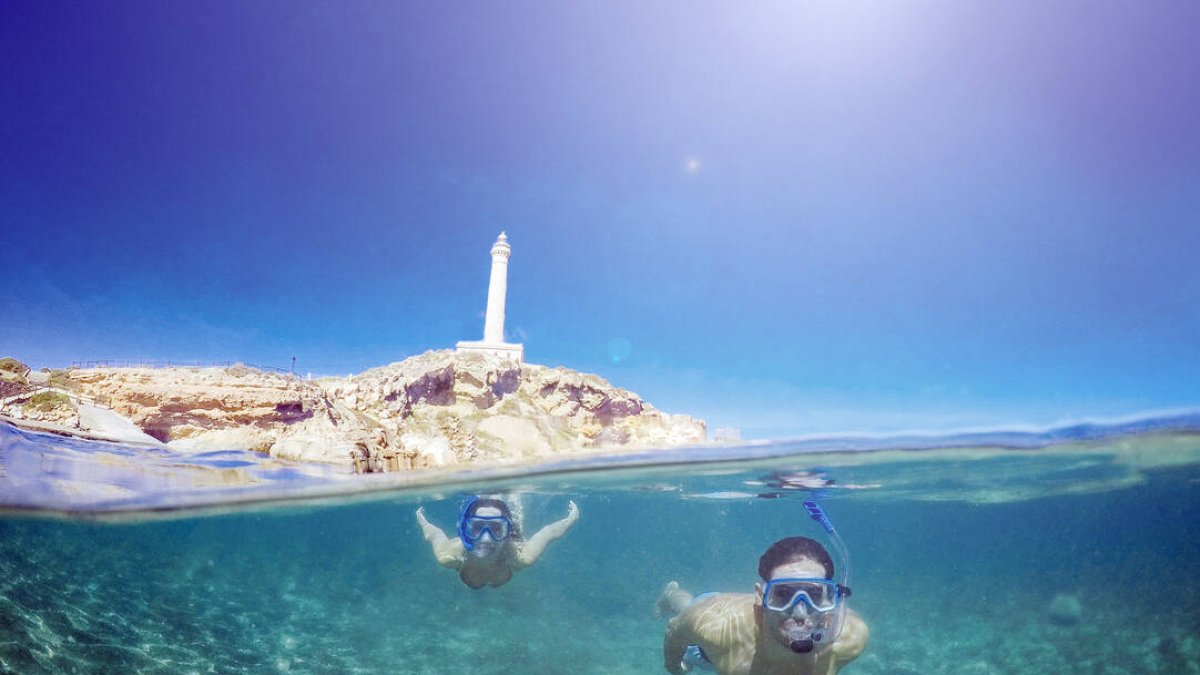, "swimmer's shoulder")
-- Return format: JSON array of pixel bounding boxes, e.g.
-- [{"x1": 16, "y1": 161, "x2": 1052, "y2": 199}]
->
[
  {"x1": 830, "y1": 608, "x2": 868, "y2": 666},
  {"x1": 680, "y1": 593, "x2": 758, "y2": 646}
]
